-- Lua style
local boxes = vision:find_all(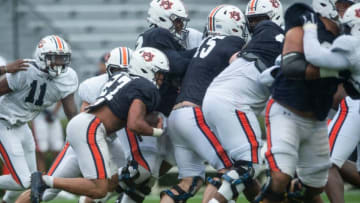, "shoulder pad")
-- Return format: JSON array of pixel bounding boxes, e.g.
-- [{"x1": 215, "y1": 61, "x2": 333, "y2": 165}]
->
[
  {"x1": 331, "y1": 35, "x2": 357, "y2": 53},
  {"x1": 285, "y1": 3, "x2": 314, "y2": 32}
]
